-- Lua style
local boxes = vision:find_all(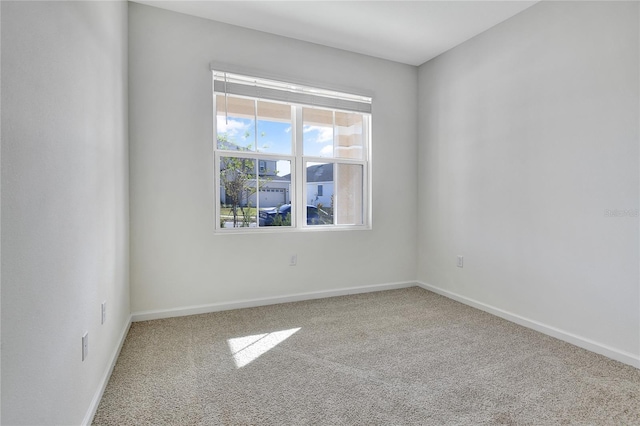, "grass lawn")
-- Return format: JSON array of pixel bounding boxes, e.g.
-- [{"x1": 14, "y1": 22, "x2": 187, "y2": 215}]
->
[
  {"x1": 219, "y1": 207, "x2": 258, "y2": 218},
  {"x1": 219, "y1": 205, "x2": 334, "y2": 225}
]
